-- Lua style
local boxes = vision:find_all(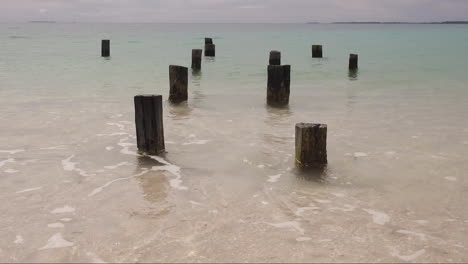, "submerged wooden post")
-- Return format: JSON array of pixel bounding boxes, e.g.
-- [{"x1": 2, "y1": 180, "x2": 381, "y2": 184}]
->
[
  {"x1": 295, "y1": 123, "x2": 327, "y2": 168},
  {"x1": 169, "y1": 65, "x2": 188, "y2": 103},
  {"x1": 269, "y1": 51, "x2": 281, "y2": 65},
  {"x1": 192, "y1": 49, "x2": 202, "y2": 70},
  {"x1": 101, "y1": 40, "x2": 110, "y2": 57},
  {"x1": 267, "y1": 65, "x2": 290, "y2": 106},
  {"x1": 134, "y1": 95, "x2": 165, "y2": 155},
  {"x1": 205, "y1": 44, "x2": 216, "y2": 57},
  {"x1": 349, "y1": 54, "x2": 358, "y2": 70},
  {"x1": 205, "y1": 38, "x2": 213, "y2": 45},
  {"x1": 312, "y1": 45, "x2": 323, "y2": 58}
]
